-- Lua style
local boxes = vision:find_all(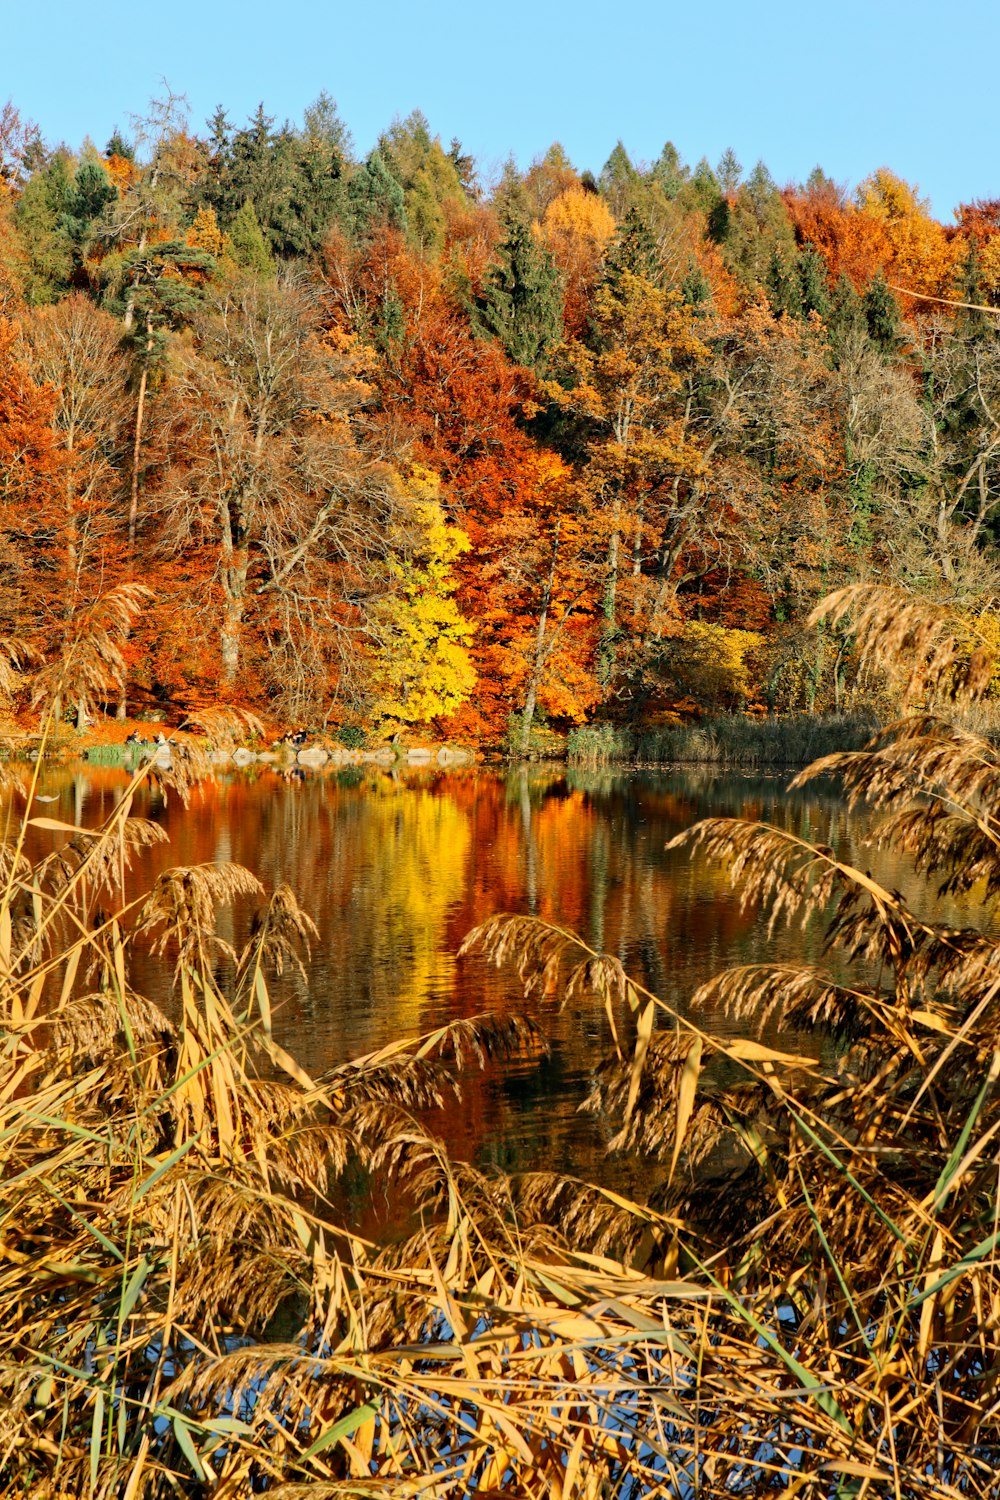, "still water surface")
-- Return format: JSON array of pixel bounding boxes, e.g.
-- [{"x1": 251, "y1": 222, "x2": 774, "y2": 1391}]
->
[{"x1": 9, "y1": 761, "x2": 951, "y2": 1189}]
